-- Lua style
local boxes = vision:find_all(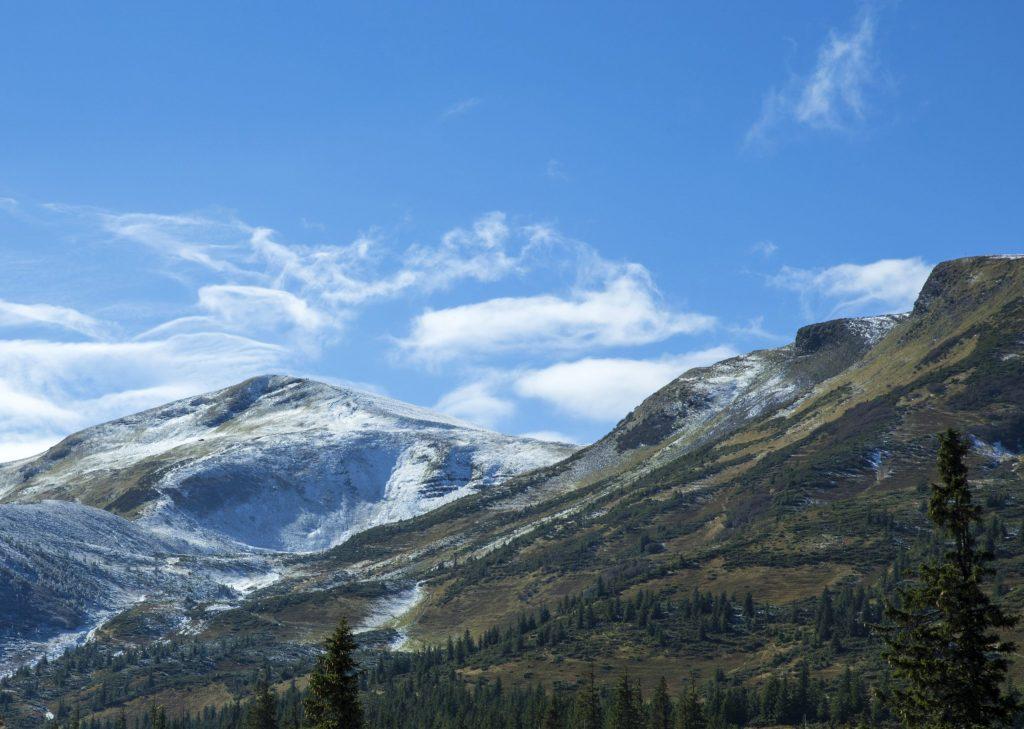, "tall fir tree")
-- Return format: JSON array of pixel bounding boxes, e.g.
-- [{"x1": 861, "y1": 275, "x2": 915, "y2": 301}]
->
[
  {"x1": 675, "y1": 679, "x2": 705, "y2": 729},
  {"x1": 607, "y1": 675, "x2": 640, "y2": 729},
  {"x1": 304, "y1": 617, "x2": 364, "y2": 729},
  {"x1": 148, "y1": 703, "x2": 167, "y2": 729},
  {"x1": 542, "y1": 695, "x2": 566, "y2": 729},
  {"x1": 649, "y1": 677, "x2": 672, "y2": 729},
  {"x1": 570, "y1": 669, "x2": 602, "y2": 729},
  {"x1": 246, "y1": 674, "x2": 278, "y2": 729},
  {"x1": 883, "y1": 429, "x2": 1019, "y2": 727}
]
